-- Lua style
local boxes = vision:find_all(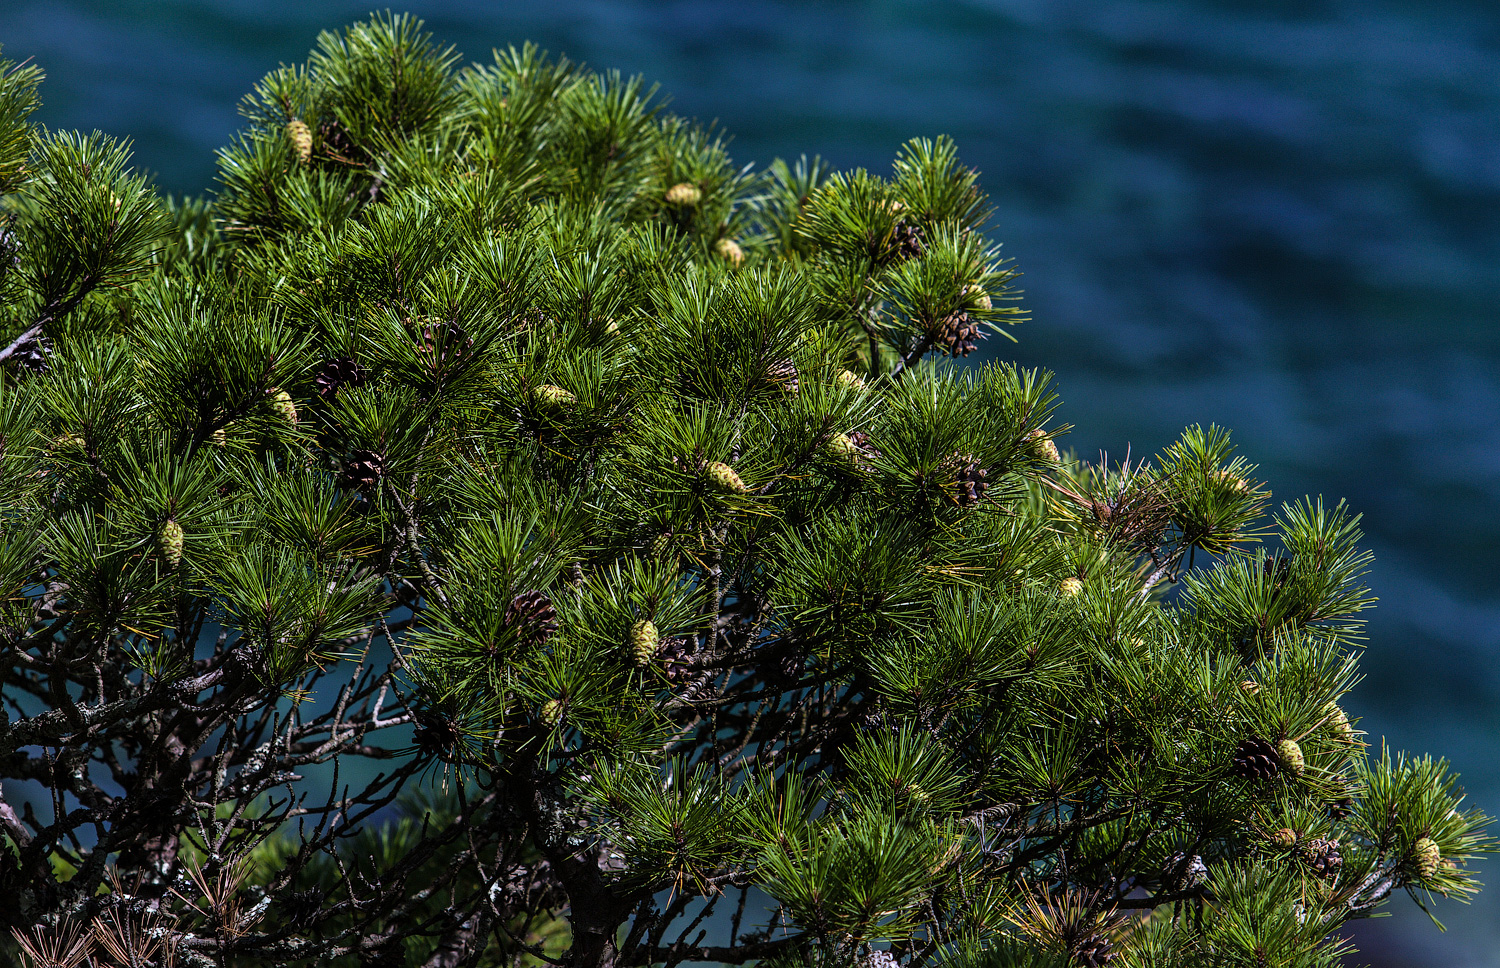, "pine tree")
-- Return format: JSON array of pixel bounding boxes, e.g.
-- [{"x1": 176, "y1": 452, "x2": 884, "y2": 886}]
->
[{"x1": 0, "y1": 16, "x2": 1493, "y2": 968}]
